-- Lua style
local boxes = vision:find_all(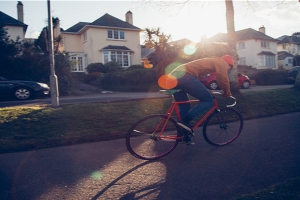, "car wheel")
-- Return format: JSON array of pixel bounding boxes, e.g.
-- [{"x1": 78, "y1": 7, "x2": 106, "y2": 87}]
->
[
  {"x1": 13, "y1": 87, "x2": 33, "y2": 100},
  {"x1": 209, "y1": 81, "x2": 218, "y2": 90},
  {"x1": 242, "y1": 81, "x2": 251, "y2": 89}
]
